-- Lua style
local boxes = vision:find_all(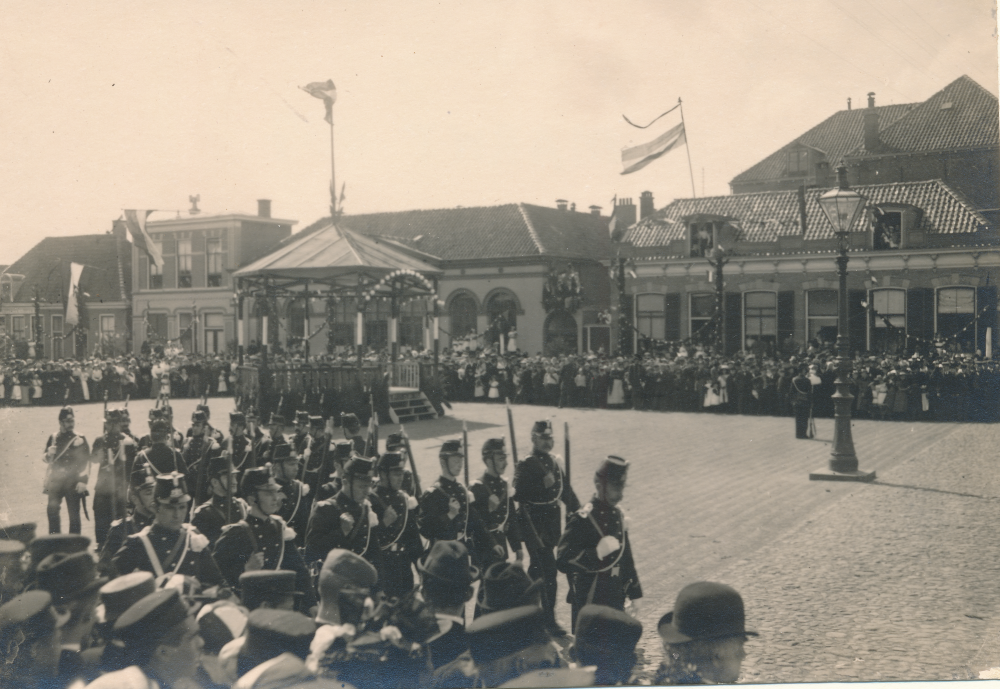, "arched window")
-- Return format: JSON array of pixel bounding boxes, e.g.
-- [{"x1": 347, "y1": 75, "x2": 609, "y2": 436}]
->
[
  {"x1": 936, "y1": 287, "x2": 976, "y2": 352},
  {"x1": 544, "y1": 310, "x2": 578, "y2": 356},
  {"x1": 449, "y1": 293, "x2": 479, "y2": 340},
  {"x1": 484, "y1": 290, "x2": 518, "y2": 346}
]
